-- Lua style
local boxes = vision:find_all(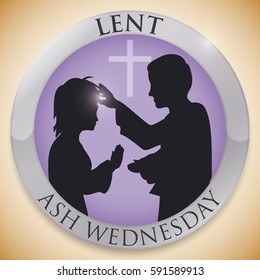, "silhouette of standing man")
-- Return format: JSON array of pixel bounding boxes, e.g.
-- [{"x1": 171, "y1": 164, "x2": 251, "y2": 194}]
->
[
  {"x1": 100, "y1": 54, "x2": 212, "y2": 221},
  {"x1": 48, "y1": 77, "x2": 124, "y2": 215}
]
